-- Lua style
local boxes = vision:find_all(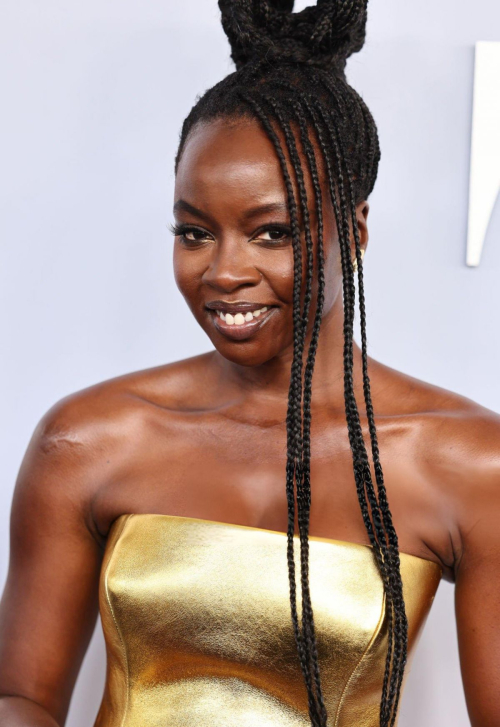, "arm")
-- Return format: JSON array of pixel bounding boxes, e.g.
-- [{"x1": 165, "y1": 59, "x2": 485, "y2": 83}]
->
[
  {"x1": 453, "y1": 411, "x2": 500, "y2": 726},
  {"x1": 0, "y1": 398, "x2": 107, "y2": 726},
  {"x1": 0, "y1": 697, "x2": 59, "y2": 727}
]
